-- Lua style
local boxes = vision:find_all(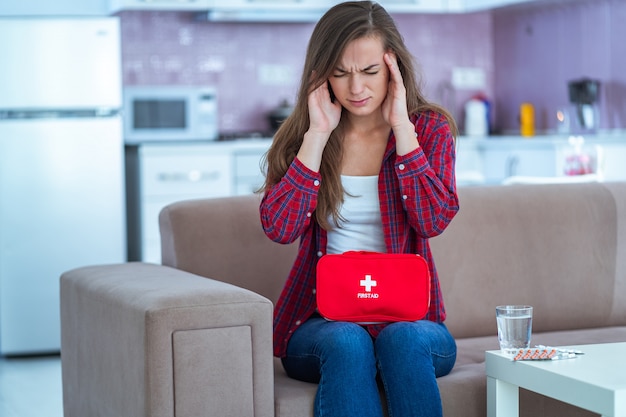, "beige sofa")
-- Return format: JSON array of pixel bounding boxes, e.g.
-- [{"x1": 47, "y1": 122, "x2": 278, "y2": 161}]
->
[{"x1": 60, "y1": 181, "x2": 626, "y2": 417}]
